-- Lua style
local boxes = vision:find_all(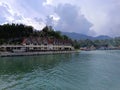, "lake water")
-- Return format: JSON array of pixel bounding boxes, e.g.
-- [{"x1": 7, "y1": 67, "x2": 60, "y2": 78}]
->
[{"x1": 0, "y1": 50, "x2": 120, "y2": 90}]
